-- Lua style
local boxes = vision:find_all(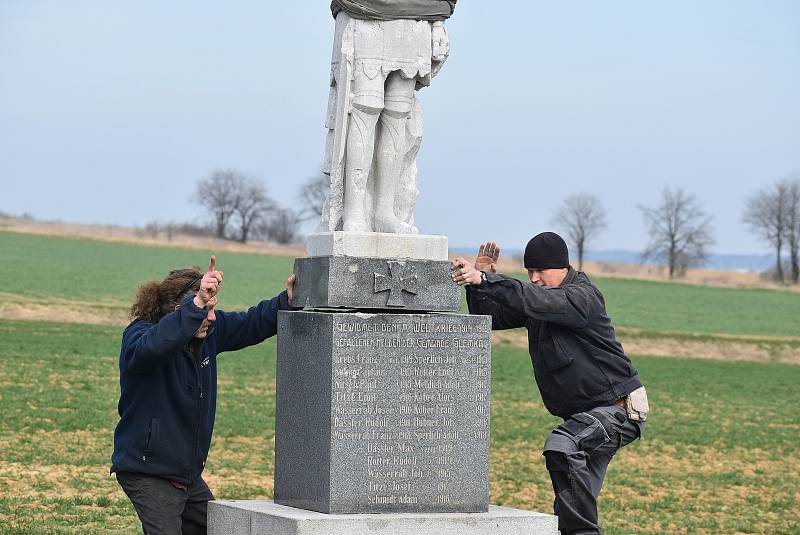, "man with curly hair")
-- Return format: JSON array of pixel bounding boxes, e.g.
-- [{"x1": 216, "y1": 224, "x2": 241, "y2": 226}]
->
[{"x1": 111, "y1": 255, "x2": 295, "y2": 534}]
